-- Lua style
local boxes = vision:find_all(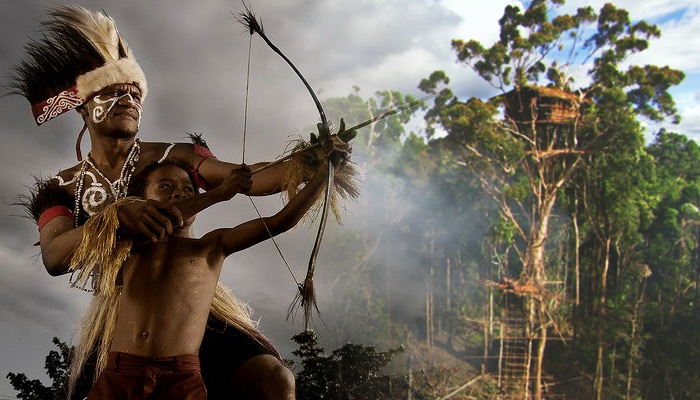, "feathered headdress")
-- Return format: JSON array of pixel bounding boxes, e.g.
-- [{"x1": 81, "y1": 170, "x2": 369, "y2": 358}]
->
[{"x1": 9, "y1": 5, "x2": 147, "y2": 125}]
